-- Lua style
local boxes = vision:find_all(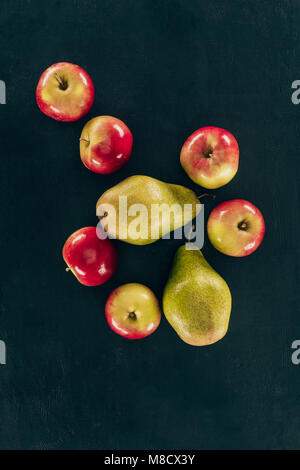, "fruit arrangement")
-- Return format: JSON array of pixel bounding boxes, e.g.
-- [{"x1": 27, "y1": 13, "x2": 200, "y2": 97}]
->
[{"x1": 37, "y1": 62, "x2": 265, "y2": 346}]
